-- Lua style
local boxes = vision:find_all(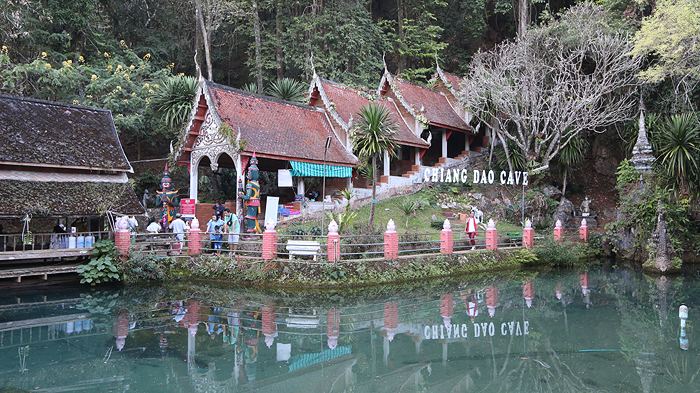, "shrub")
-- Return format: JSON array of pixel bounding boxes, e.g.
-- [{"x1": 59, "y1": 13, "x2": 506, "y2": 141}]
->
[
  {"x1": 77, "y1": 239, "x2": 120, "y2": 285},
  {"x1": 121, "y1": 252, "x2": 168, "y2": 283}
]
